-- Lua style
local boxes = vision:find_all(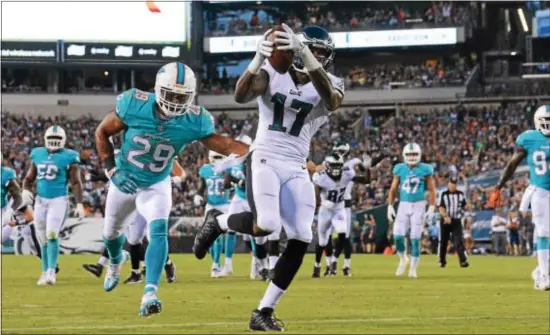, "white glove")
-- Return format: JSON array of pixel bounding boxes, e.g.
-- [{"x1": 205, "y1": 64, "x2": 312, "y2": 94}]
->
[
  {"x1": 274, "y1": 23, "x2": 305, "y2": 54},
  {"x1": 75, "y1": 203, "x2": 85, "y2": 219},
  {"x1": 425, "y1": 205, "x2": 435, "y2": 222},
  {"x1": 387, "y1": 205, "x2": 396, "y2": 222},
  {"x1": 247, "y1": 28, "x2": 274, "y2": 74},
  {"x1": 194, "y1": 194, "x2": 203, "y2": 207},
  {"x1": 22, "y1": 189, "x2": 34, "y2": 206}
]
